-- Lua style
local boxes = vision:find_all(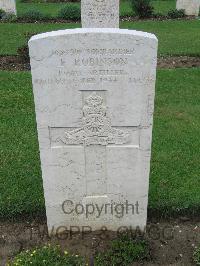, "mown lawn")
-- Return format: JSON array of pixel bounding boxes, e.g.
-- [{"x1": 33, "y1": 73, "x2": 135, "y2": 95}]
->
[
  {"x1": 0, "y1": 71, "x2": 43, "y2": 218},
  {"x1": 16, "y1": 0, "x2": 175, "y2": 17},
  {"x1": 153, "y1": 0, "x2": 175, "y2": 14},
  {"x1": 123, "y1": 20, "x2": 200, "y2": 56},
  {"x1": 0, "y1": 68, "x2": 200, "y2": 219},
  {"x1": 0, "y1": 20, "x2": 200, "y2": 56},
  {"x1": 150, "y1": 68, "x2": 200, "y2": 216}
]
